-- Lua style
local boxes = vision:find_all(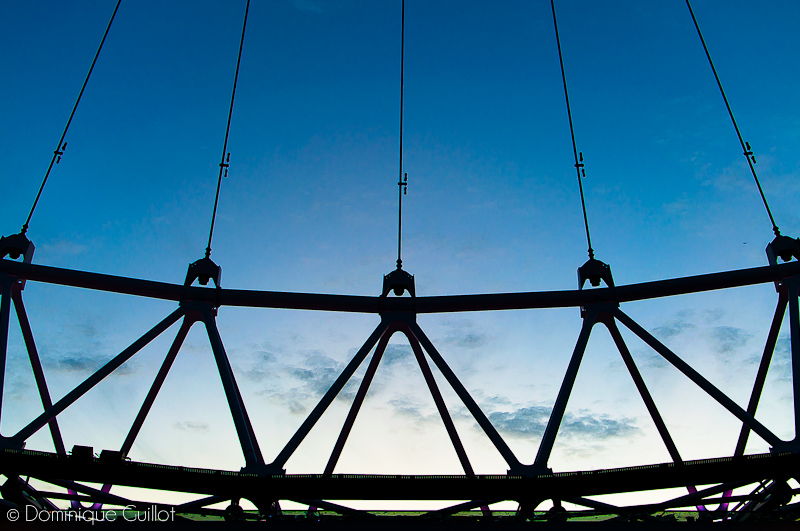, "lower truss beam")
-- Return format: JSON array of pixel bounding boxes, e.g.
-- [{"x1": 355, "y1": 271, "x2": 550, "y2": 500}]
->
[{"x1": 2, "y1": 449, "x2": 797, "y2": 505}]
